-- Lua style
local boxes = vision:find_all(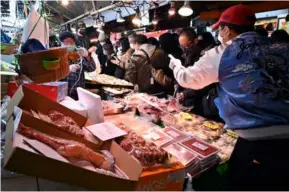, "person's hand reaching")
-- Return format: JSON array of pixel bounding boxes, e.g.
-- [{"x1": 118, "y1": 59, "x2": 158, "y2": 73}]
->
[
  {"x1": 77, "y1": 47, "x2": 89, "y2": 58},
  {"x1": 69, "y1": 64, "x2": 80, "y2": 72},
  {"x1": 168, "y1": 54, "x2": 182, "y2": 70}
]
